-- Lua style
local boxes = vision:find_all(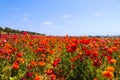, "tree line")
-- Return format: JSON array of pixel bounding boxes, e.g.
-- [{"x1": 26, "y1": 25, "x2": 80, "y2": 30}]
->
[{"x1": 0, "y1": 27, "x2": 45, "y2": 35}]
